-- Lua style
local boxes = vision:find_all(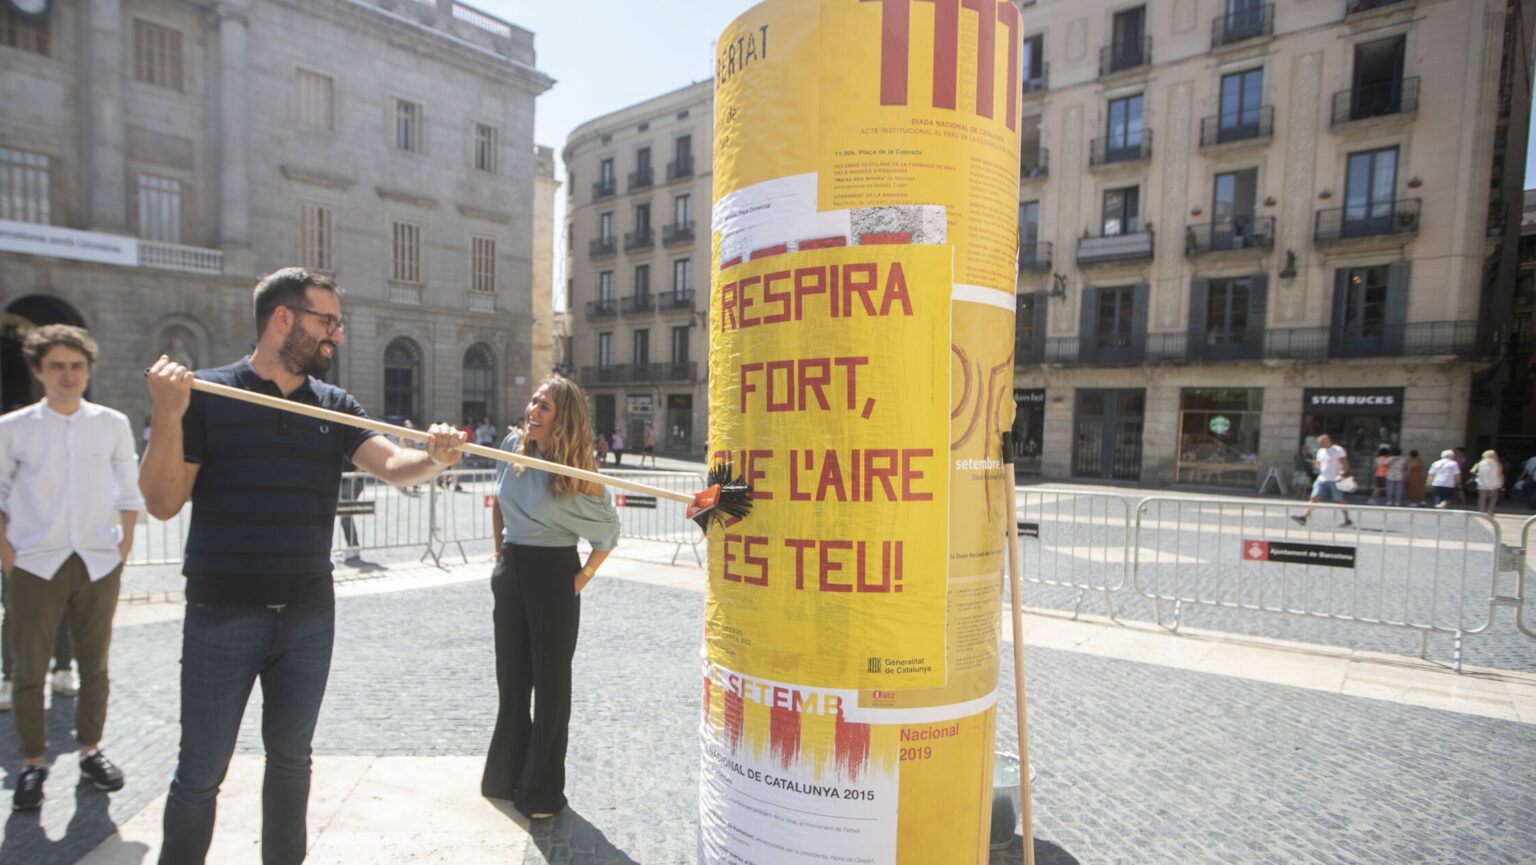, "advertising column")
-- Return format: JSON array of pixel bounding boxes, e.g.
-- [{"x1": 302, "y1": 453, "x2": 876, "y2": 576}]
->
[{"x1": 701, "y1": 2, "x2": 1022, "y2": 863}]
